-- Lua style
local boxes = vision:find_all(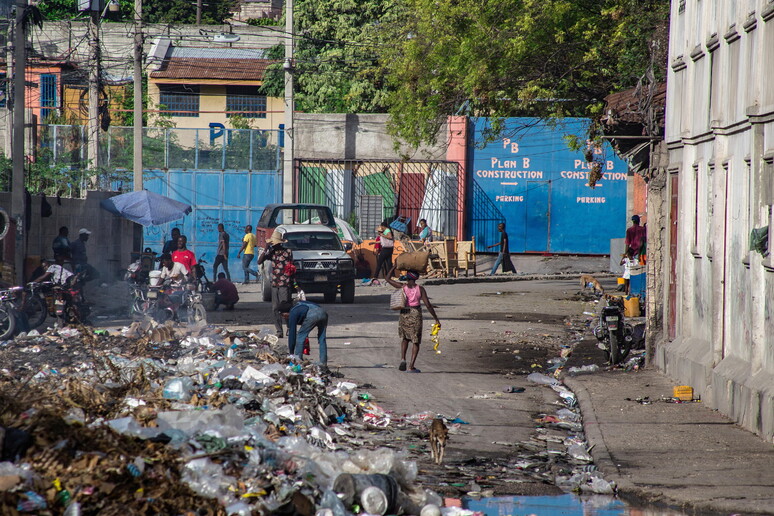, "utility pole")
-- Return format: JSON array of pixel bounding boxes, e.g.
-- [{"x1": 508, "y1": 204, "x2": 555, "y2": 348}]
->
[
  {"x1": 282, "y1": 0, "x2": 294, "y2": 209},
  {"x1": 11, "y1": 0, "x2": 26, "y2": 284},
  {"x1": 87, "y1": 4, "x2": 101, "y2": 181},
  {"x1": 133, "y1": 0, "x2": 143, "y2": 191},
  {"x1": 196, "y1": 0, "x2": 201, "y2": 24}
]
